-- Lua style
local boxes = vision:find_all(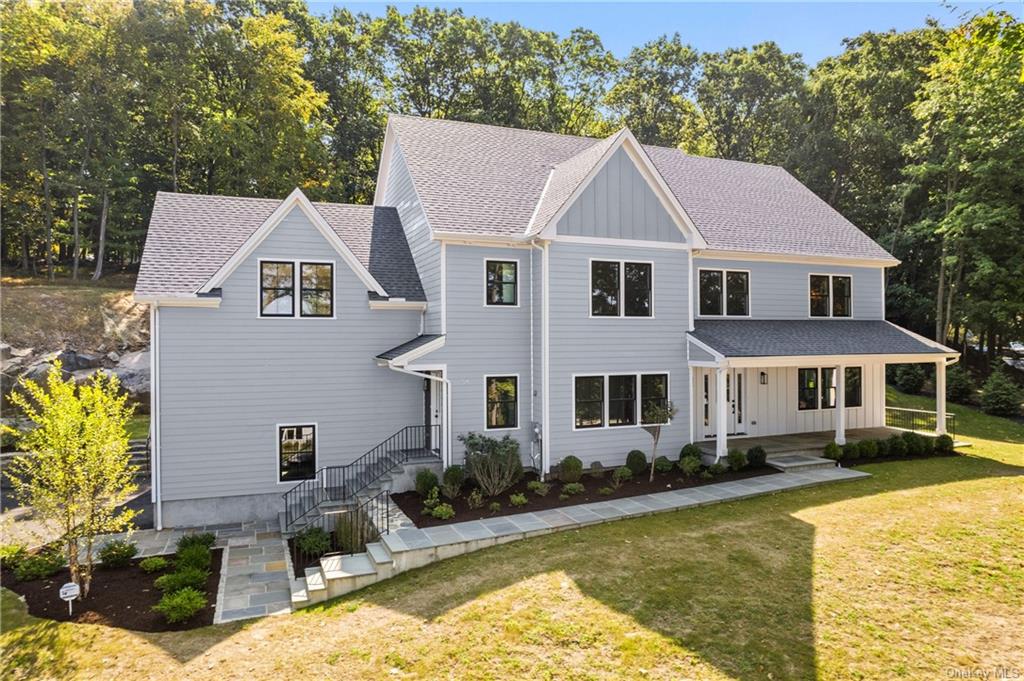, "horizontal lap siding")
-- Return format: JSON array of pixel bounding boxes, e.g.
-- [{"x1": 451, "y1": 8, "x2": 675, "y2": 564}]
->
[
  {"x1": 547, "y1": 243, "x2": 691, "y2": 469},
  {"x1": 693, "y1": 258, "x2": 884, "y2": 319},
  {"x1": 158, "y1": 208, "x2": 423, "y2": 501}
]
